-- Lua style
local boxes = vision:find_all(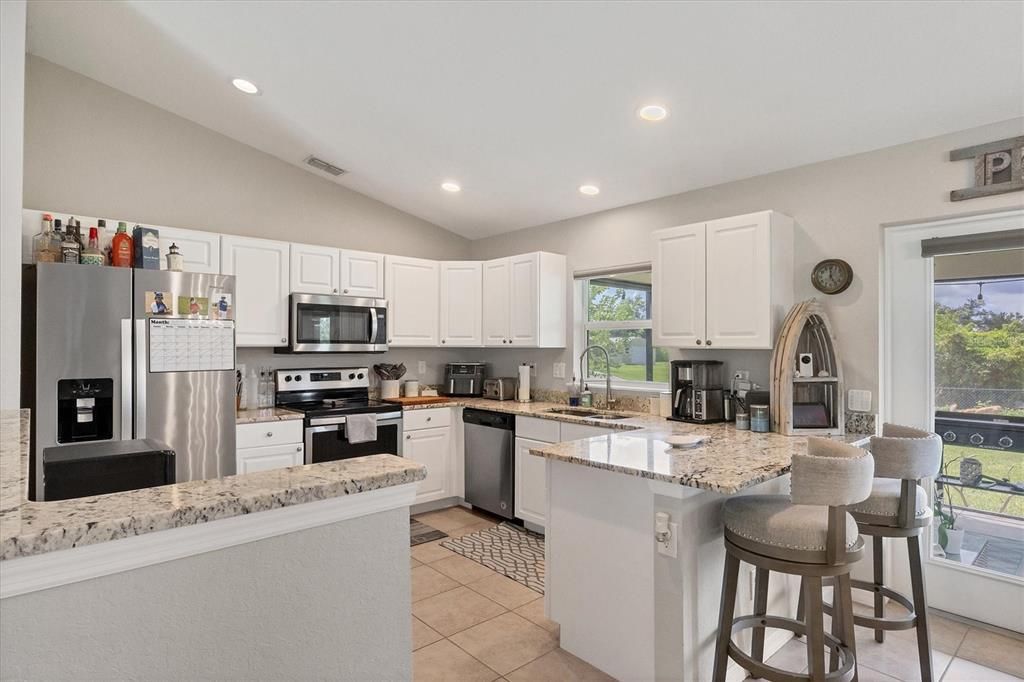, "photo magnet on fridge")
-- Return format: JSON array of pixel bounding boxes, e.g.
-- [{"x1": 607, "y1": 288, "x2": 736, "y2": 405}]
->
[
  {"x1": 178, "y1": 296, "x2": 209, "y2": 317},
  {"x1": 145, "y1": 291, "x2": 171, "y2": 316}
]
